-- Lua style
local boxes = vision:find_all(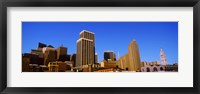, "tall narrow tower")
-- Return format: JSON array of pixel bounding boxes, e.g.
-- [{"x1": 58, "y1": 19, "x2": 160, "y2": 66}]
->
[
  {"x1": 160, "y1": 48, "x2": 168, "y2": 65},
  {"x1": 128, "y1": 40, "x2": 141, "y2": 71}
]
